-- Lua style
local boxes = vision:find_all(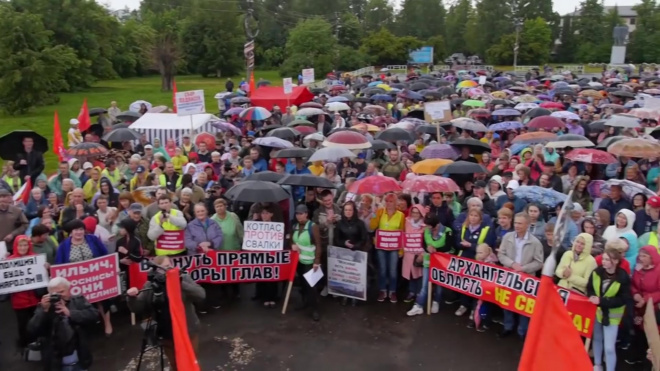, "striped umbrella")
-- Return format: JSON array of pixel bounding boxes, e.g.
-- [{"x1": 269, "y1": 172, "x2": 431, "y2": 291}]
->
[{"x1": 239, "y1": 106, "x2": 272, "y2": 121}]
